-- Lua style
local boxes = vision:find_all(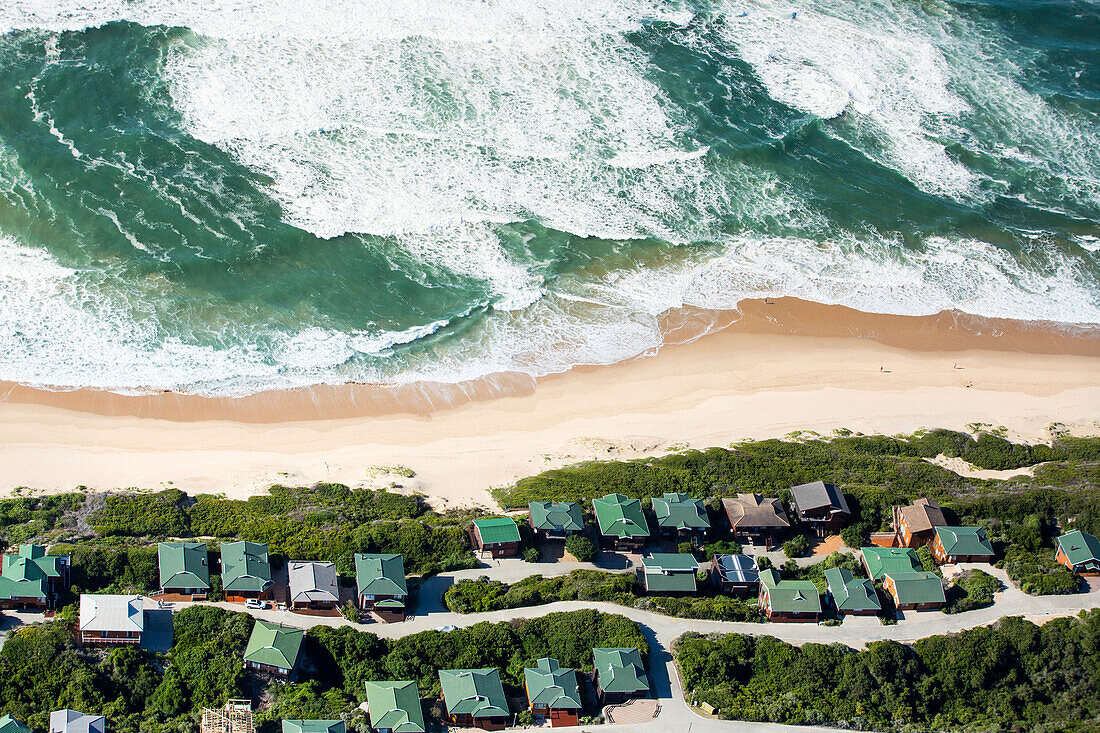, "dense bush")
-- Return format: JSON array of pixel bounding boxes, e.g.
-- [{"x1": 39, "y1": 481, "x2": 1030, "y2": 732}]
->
[
  {"x1": 61, "y1": 545, "x2": 161, "y2": 595},
  {"x1": 999, "y1": 546, "x2": 1079, "y2": 595},
  {"x1": 792, "y1": 552, "x2": 864, "y2": 594},
  {"x1": 782, "y1": 534, "x2": 810, "y2": 559},
  {"x1": 565, "y1": 534, "x2": 597, "y2": 562},
  {"x1": 676, "y1": 611, "x2": 1100, "y2": 731},
  {"x1": 944, "y1": 569, "x2": 1001, "y2": 614},
  {"x1": 0, "y1": 494, "x2": 83, "y2": 548}
]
